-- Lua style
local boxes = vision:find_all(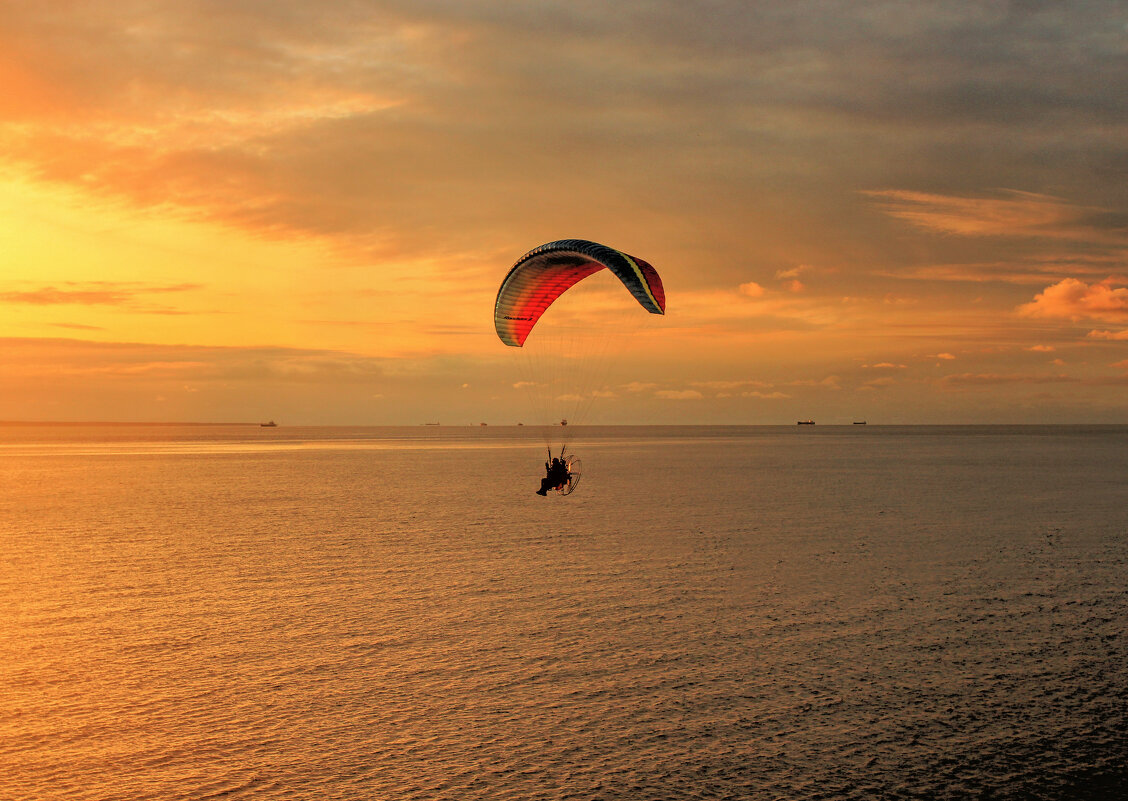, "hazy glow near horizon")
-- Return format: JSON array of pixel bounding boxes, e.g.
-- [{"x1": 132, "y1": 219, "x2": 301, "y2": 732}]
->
[{"x1": 2, "y1": 1, "x2": 1127, "y2": 424}]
